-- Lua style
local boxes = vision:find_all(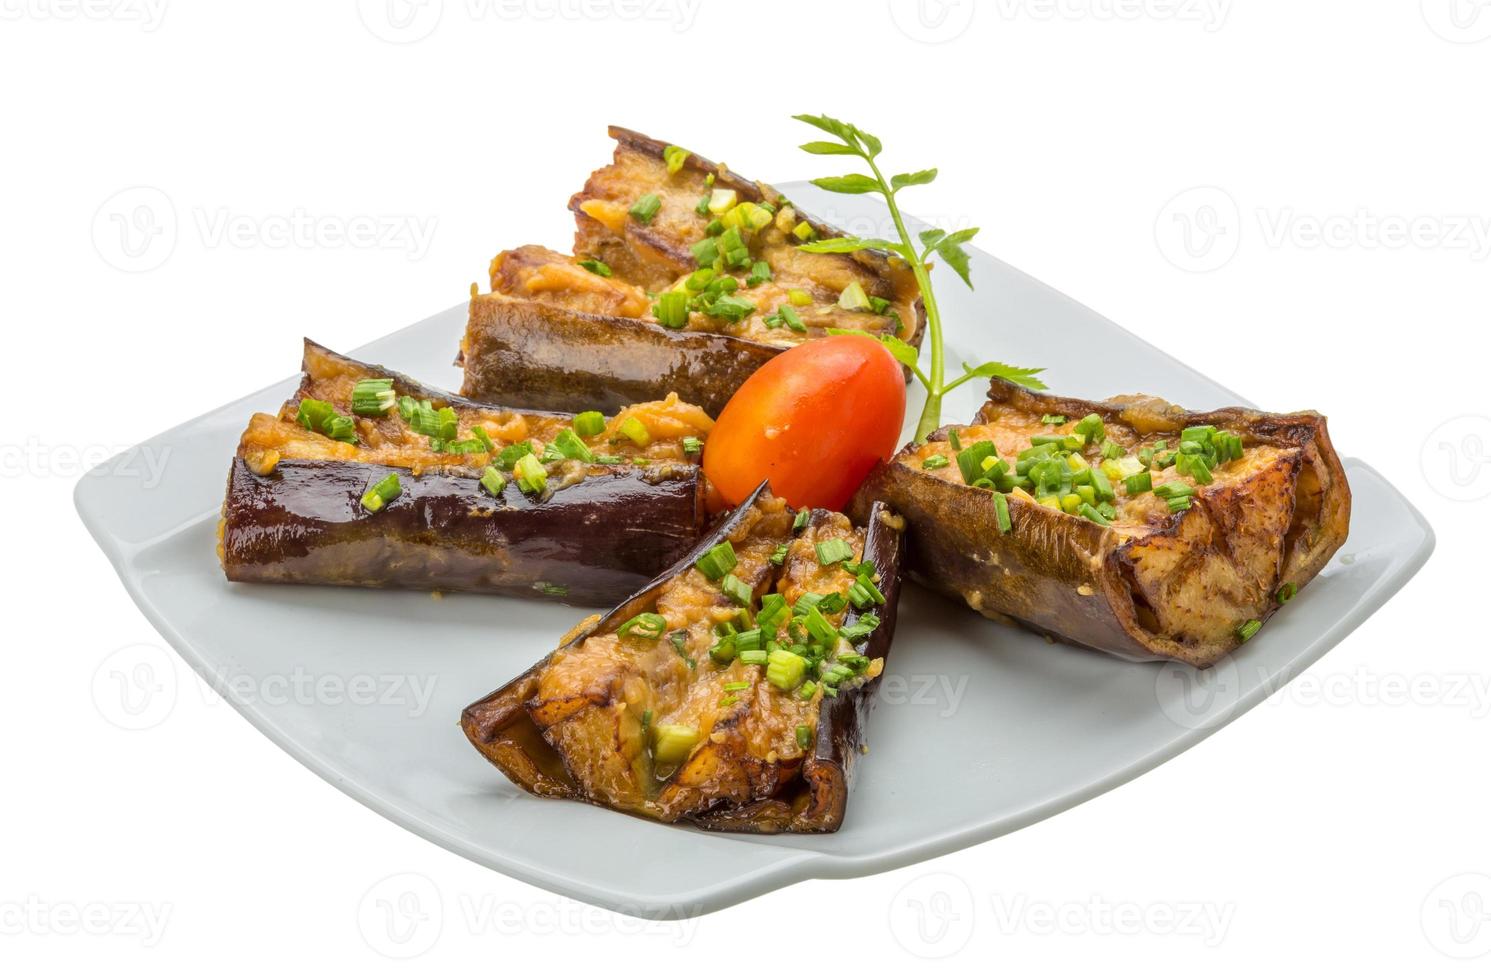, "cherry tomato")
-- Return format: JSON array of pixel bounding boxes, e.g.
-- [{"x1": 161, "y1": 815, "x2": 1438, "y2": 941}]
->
[{"x1": 703, "y1": 334, "x2": 906, "y2": 511}]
